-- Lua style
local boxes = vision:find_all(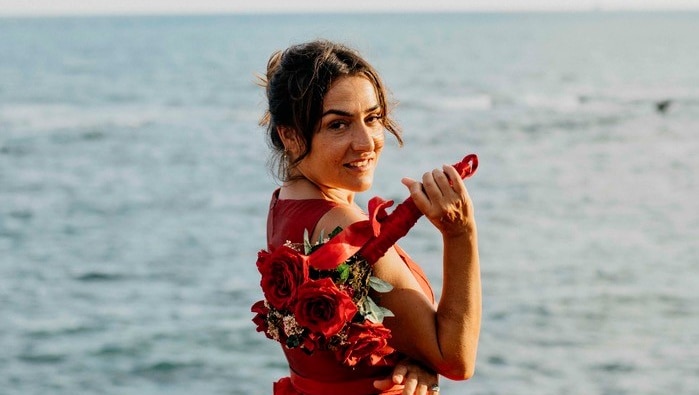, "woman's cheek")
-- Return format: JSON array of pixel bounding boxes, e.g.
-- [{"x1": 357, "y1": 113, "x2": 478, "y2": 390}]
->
[{"x1": 373, "y1": 132, "x2": 385, "y2": 151}]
